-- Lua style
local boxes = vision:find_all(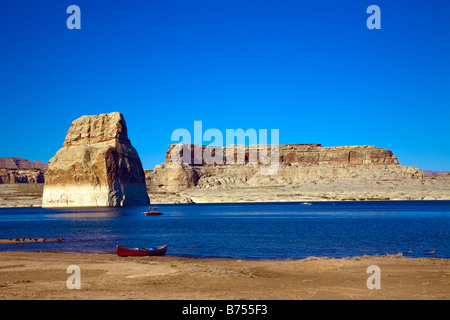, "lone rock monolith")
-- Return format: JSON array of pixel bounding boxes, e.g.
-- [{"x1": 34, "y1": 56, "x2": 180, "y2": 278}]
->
[{"x1": 42, "y1": 112, "x2": 150, "y2": 207}]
